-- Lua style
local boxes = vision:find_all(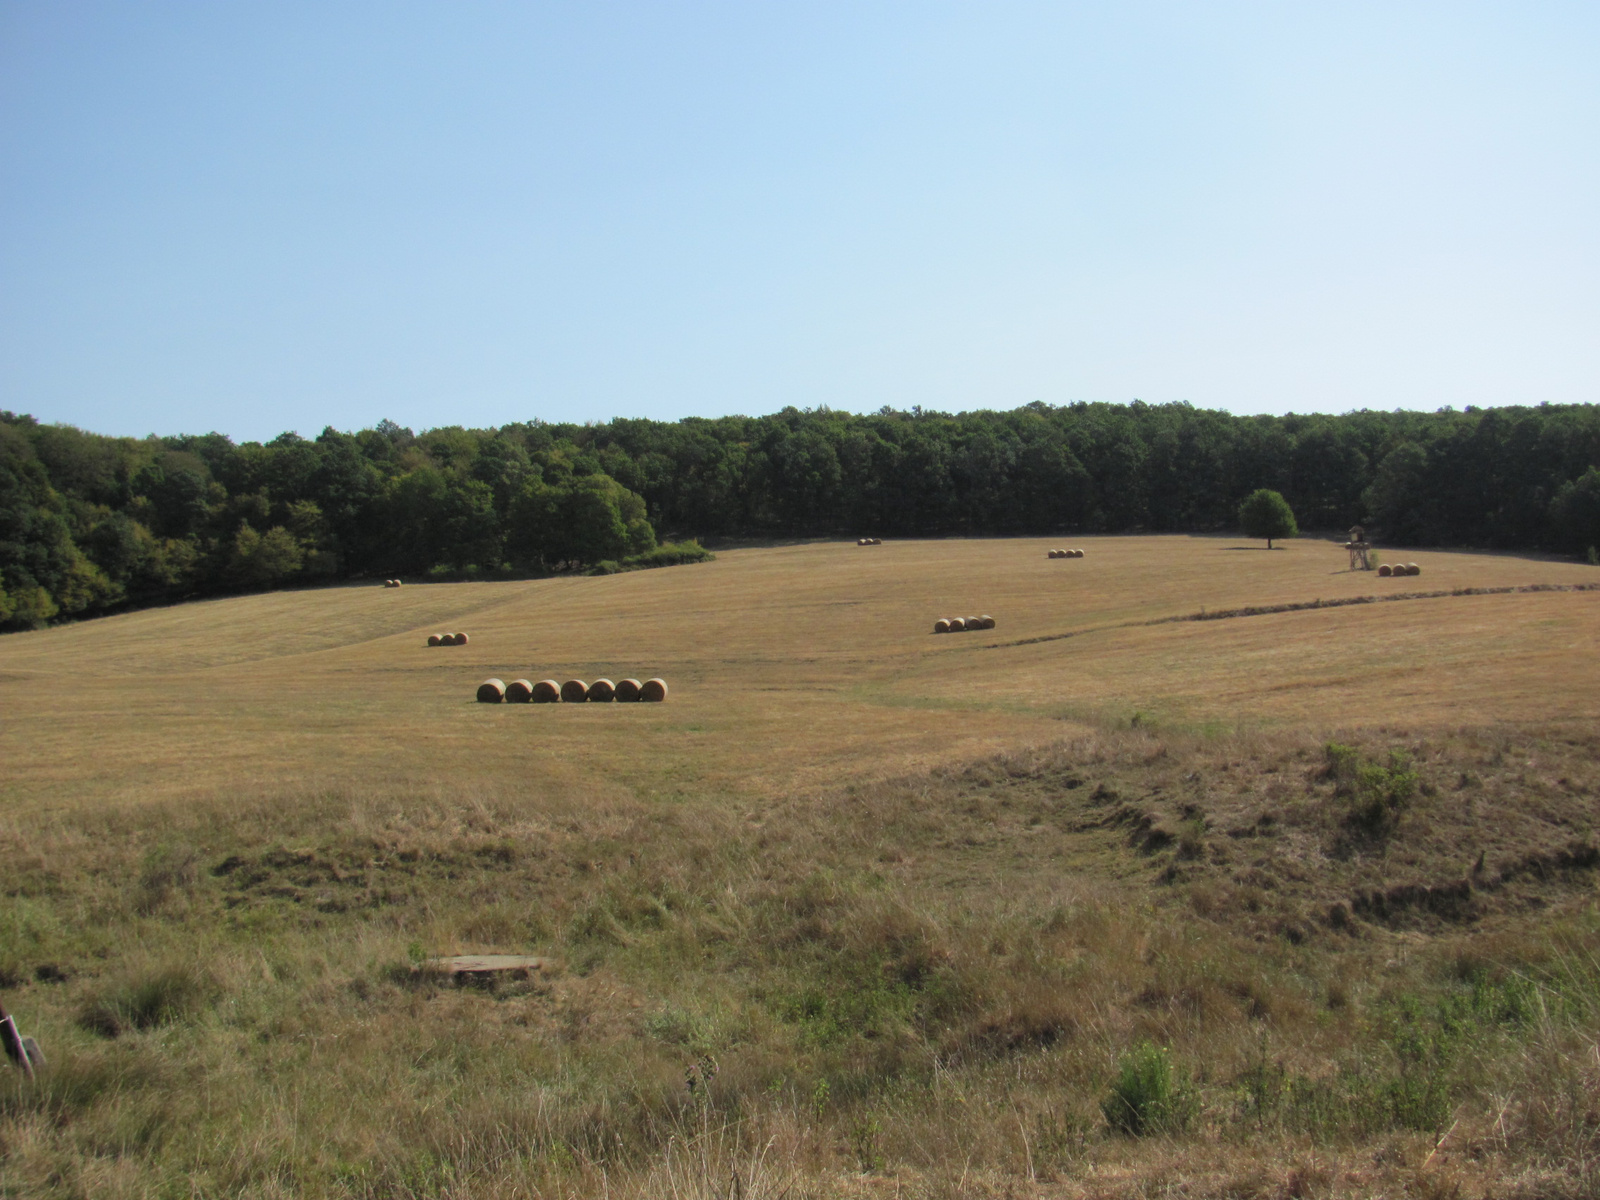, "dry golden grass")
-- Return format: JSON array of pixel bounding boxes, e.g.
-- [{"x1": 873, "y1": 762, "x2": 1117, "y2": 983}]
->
[
  {"x1": 2, "y1": 535, "x2": 1598, "y2": 1199},
  {"x1": 0, "y1": 535, "x2": 1594, "y2": 815}
]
